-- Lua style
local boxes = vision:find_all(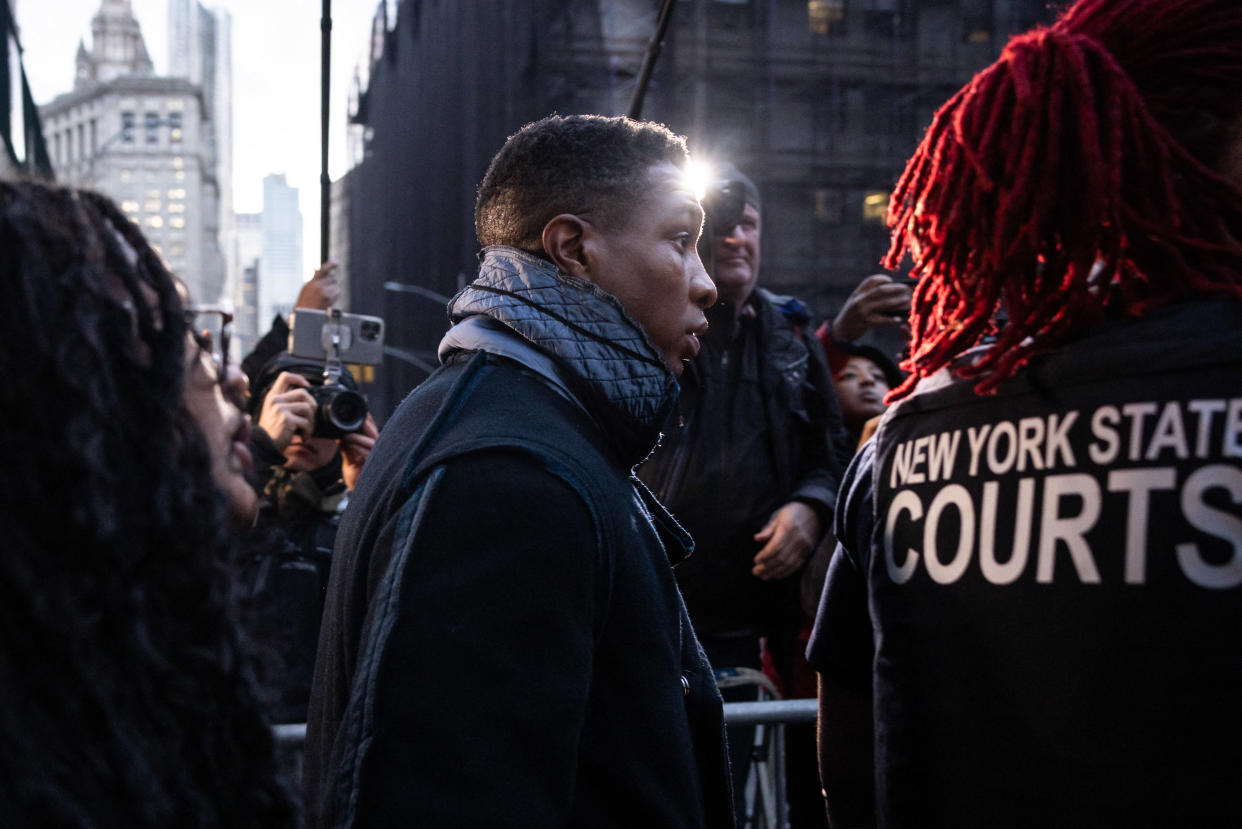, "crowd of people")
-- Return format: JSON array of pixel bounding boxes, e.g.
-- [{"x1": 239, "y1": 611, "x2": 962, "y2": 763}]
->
[{"x1": 1, "y1": 0, "x2": 1240, "y2": 825}]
